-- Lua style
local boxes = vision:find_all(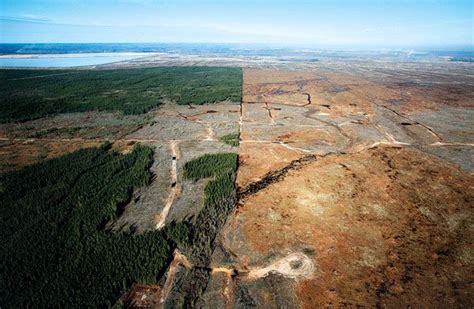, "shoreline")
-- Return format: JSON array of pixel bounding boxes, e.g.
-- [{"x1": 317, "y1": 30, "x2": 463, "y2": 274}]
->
[{"x1": 0, "y1": 52, "x2": 158, "y2": 59}]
